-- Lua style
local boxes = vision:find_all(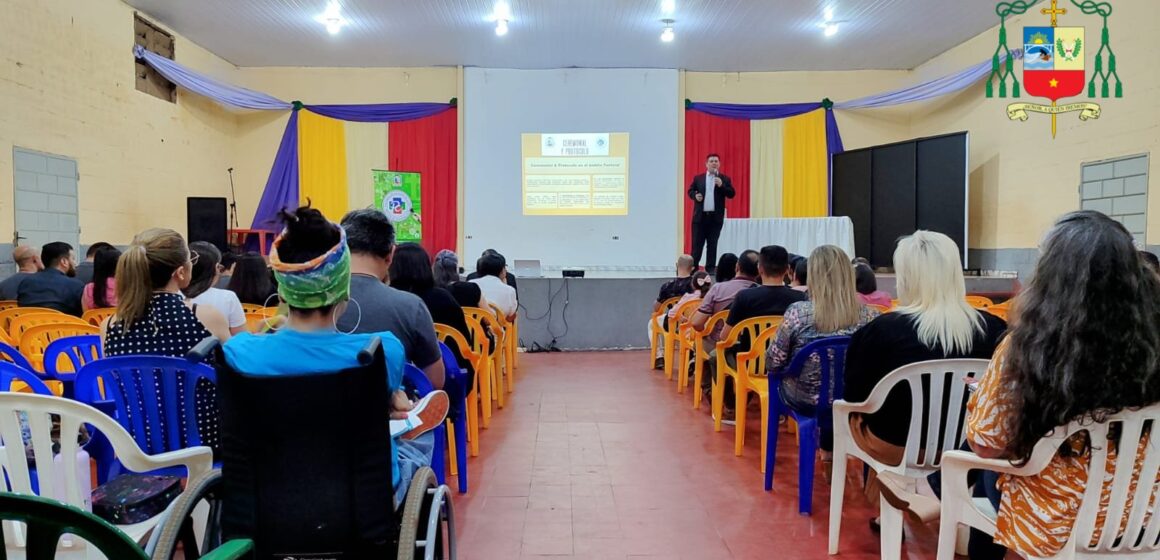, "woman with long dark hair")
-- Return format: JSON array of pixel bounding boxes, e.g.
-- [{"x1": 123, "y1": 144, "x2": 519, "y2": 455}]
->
[
  {"x1": 82, "y1": 247, "x2": 121, "y2": 310},
  {"x1": 714, "y1": 253, "x2": 738, "y2": 283},
  {"x1": 227, "y1": 252, "x2": 277, "y2": 306},
  {"x1": 965, "y1": 211, "x2": 1160, "y2": 559},
  {"x1": 184, "y1": 241, "x2": 247, "y2": 335}
]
